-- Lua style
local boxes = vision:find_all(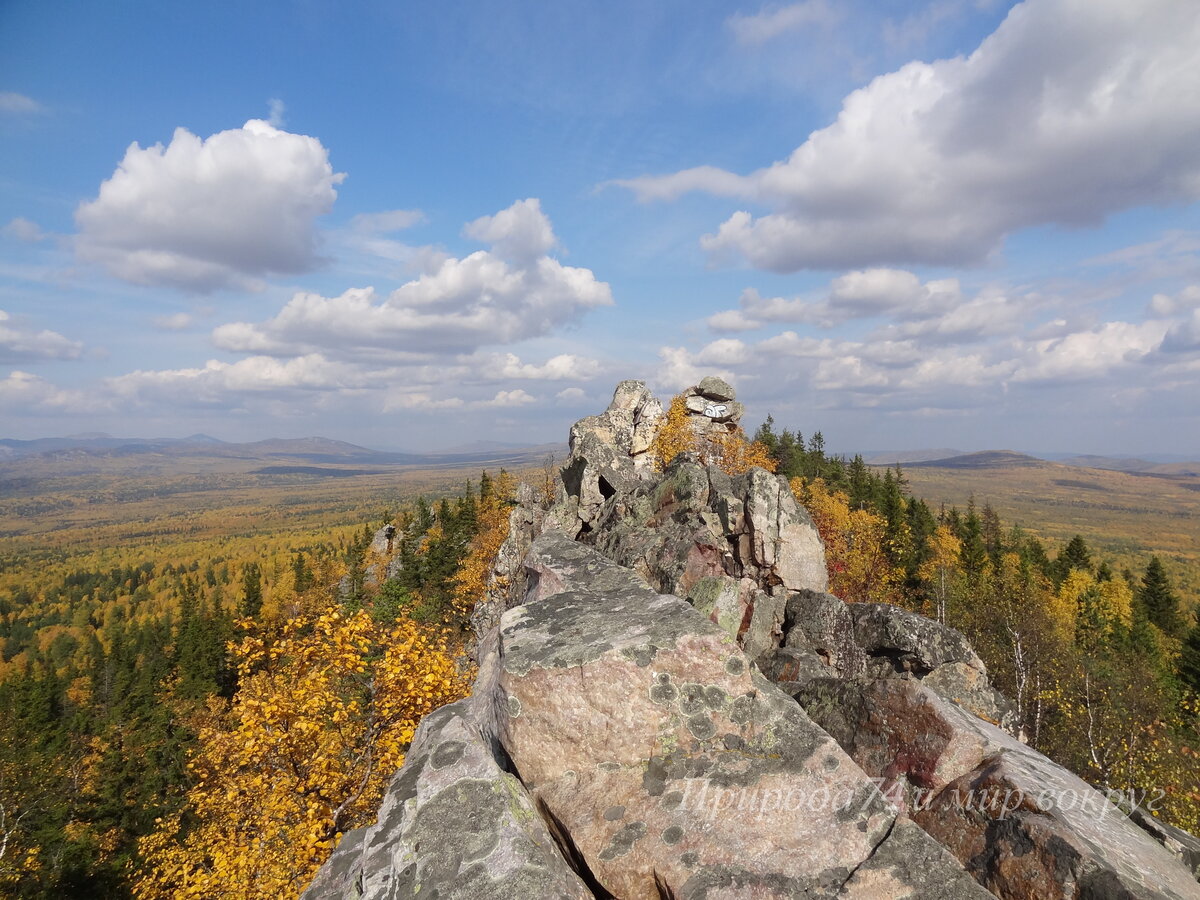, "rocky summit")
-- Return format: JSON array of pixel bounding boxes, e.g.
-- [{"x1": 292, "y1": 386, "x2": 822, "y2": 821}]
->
[{"x1": 304, "y1": 380, "x2": 1200, "y2": 900}]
